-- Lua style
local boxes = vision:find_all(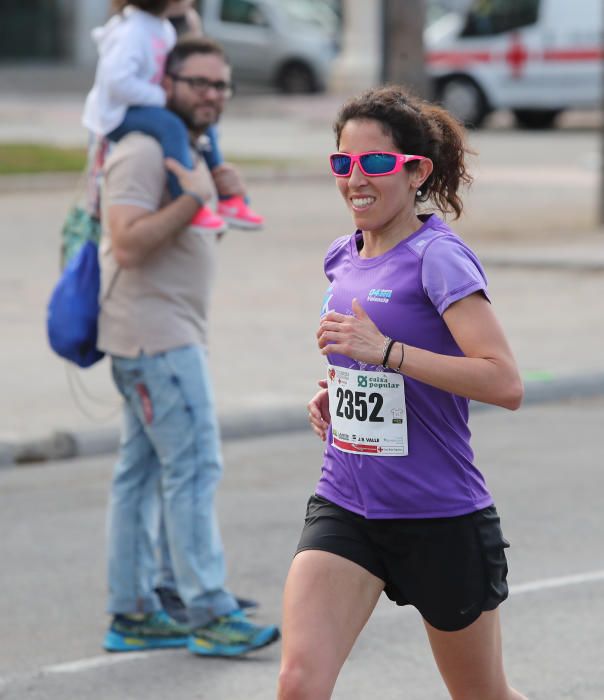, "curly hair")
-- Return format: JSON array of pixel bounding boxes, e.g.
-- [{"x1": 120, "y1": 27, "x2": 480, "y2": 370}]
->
[{"x1": 333, "y1": 85, "x2": 474, "y2": 219}]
